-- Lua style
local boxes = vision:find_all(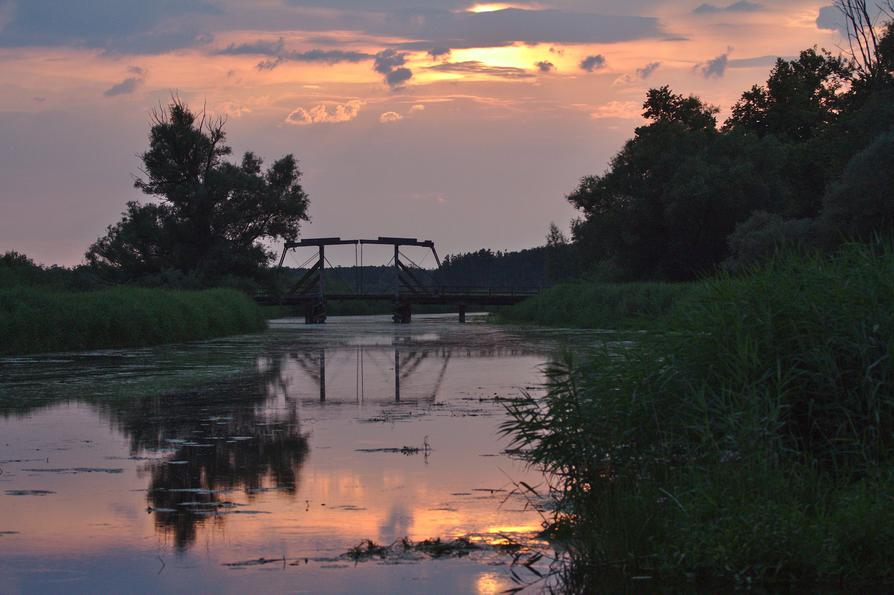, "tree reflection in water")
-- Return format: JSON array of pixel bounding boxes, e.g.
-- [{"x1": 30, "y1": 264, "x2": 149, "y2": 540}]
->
[
  {"x1": 99, "y1": 356, "x2": 309, "y2": 551},
  {"x1": 0, "y1": 332, "x2": 550, "y2": 552}
]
